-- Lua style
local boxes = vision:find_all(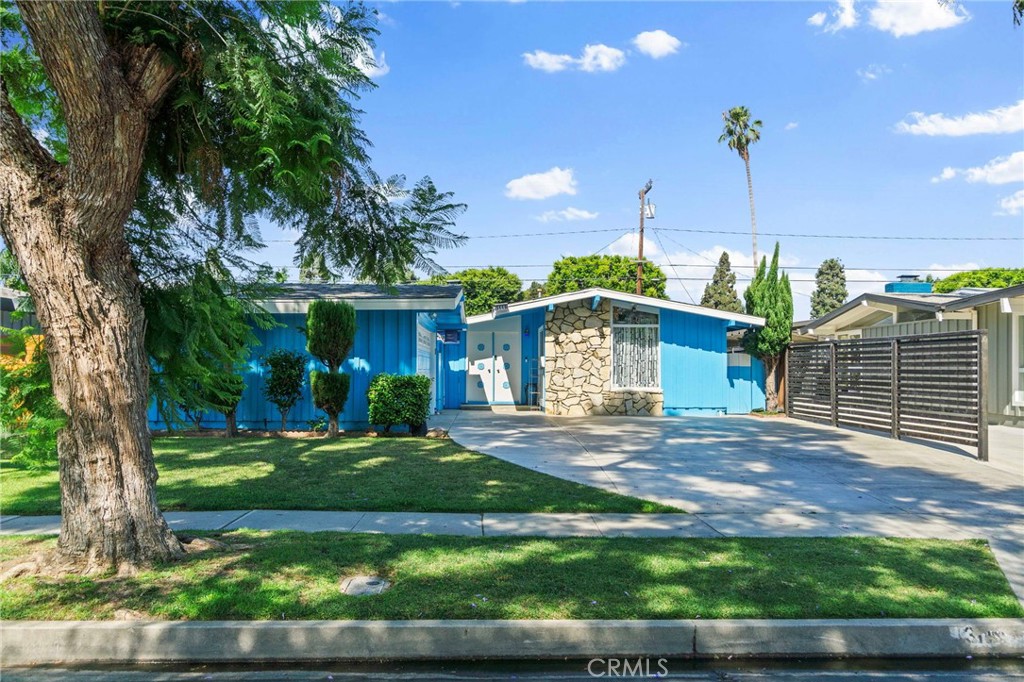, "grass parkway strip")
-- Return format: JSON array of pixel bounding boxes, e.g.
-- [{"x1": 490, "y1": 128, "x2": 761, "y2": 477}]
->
[{"x1": 1, "y1": 532, "x2": 1021, "y2": 621}]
